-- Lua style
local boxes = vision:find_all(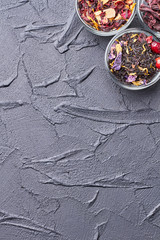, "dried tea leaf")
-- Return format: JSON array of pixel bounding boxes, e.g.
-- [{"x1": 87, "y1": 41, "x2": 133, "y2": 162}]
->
[{"x1": 108, "y1": 32, "x2": 159, "y2": 86}]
